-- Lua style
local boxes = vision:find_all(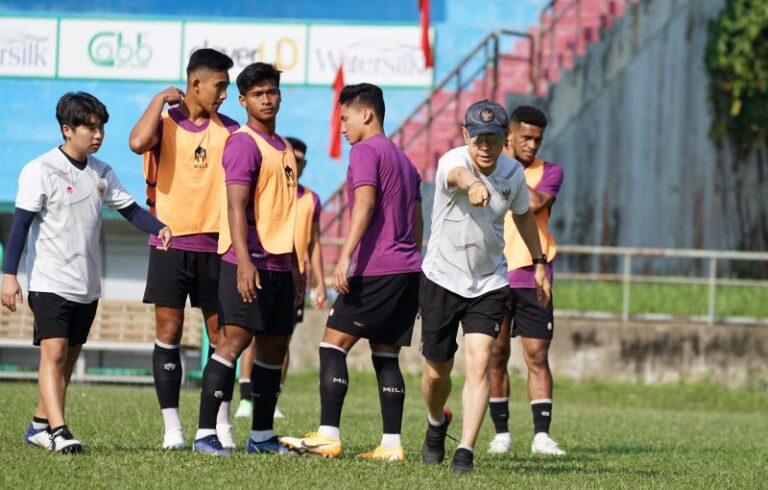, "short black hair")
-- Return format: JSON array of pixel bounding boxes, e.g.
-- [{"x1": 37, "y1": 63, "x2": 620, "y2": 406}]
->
[
  {"x1": 286, "y1": 137, "x2": 307, "y2": 154},
  {"x1": 339, "y1": 83, "x2": 385, "y2": 124},
  {"x1": 236, "y1": 62, "x2": 281, "y2": 95},
  {"x1": 186, "y1": 48, "x2": 234, "y2": 76},
  {"x1": 56, "y1": 92, "x2": 109, "y2": 139},
  {"x1": 510, "y1": 105, "x2": 548, "y2": 129}
]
